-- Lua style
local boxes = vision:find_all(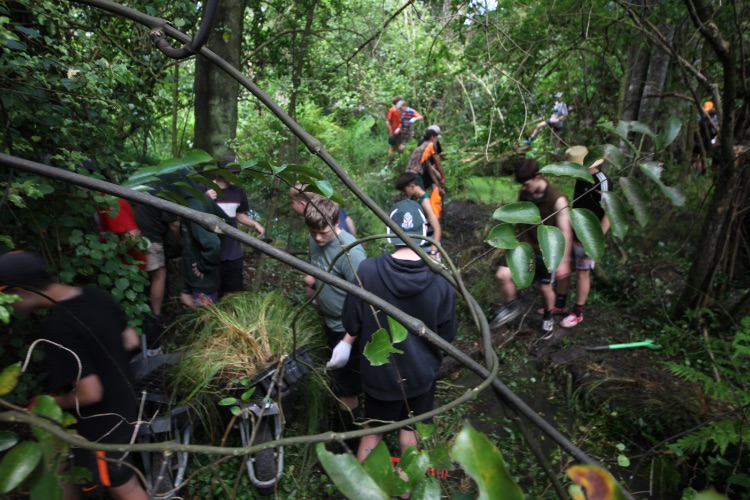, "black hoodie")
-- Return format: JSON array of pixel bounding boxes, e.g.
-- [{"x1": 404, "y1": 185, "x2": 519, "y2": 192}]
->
[{"x1": 342, "y1": 253, "x2": 456, "y2": 400}]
